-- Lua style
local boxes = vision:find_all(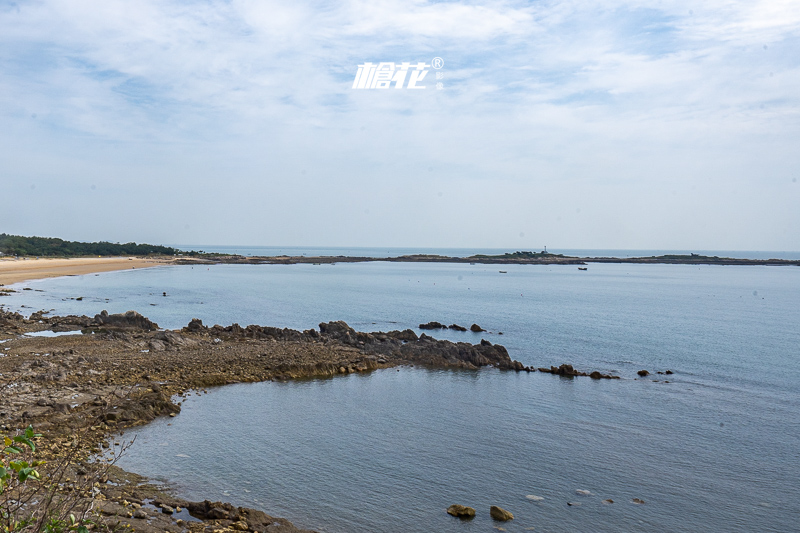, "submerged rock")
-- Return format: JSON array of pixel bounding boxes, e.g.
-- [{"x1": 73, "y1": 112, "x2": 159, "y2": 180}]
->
[
  {"x1": 637, "y1": 370, "x2": 650, "y2": 377},
  {"x1": 490, "y1": 506, "x2": 514, "y2": 521},
  {"x1": 446, "y1": 504, "x2": 475, "y2": 518},
  {"x1": 448, "y1": 324, "x2": 467, "y2": 331}
]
